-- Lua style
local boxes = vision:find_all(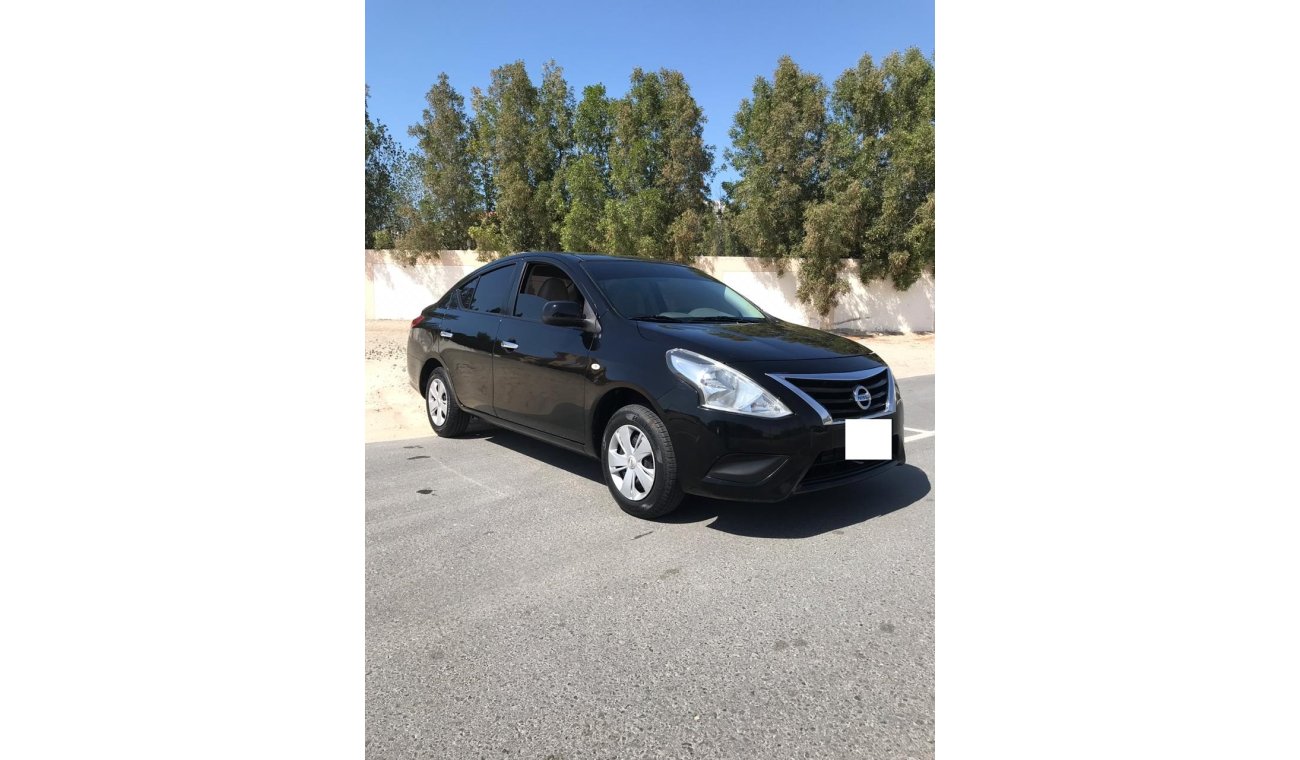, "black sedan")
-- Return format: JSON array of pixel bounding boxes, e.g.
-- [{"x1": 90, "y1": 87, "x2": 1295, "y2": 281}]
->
[{"x1": 408, "y1": 251, "x2": 905, "y2": 518}]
